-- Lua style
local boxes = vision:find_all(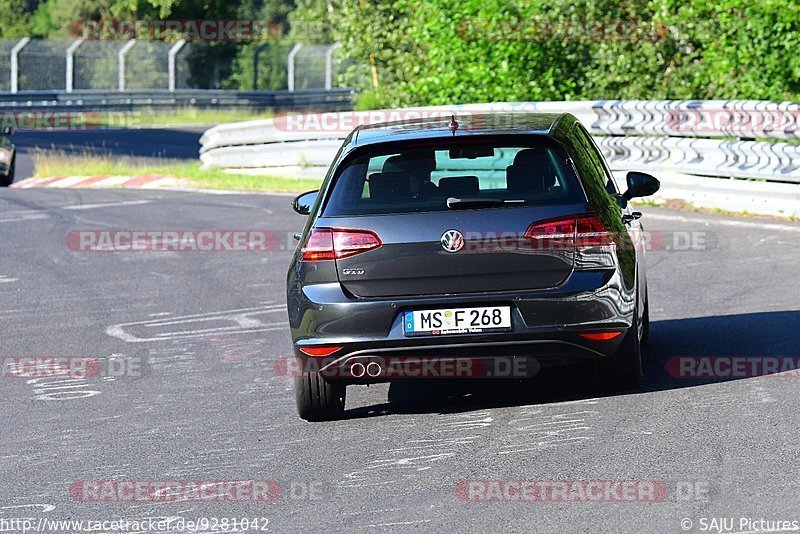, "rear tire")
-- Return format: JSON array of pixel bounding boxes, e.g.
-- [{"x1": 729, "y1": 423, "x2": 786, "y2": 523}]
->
[
  {"x1": 0, "y1": 157, "x2": 13, "y2": 187},
  {"x1": 295, "y1": 372, "x2": 346, "y2": 421},
  {"x1": 602, "y1": 314, "x2": 643, "y2": 392}
]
